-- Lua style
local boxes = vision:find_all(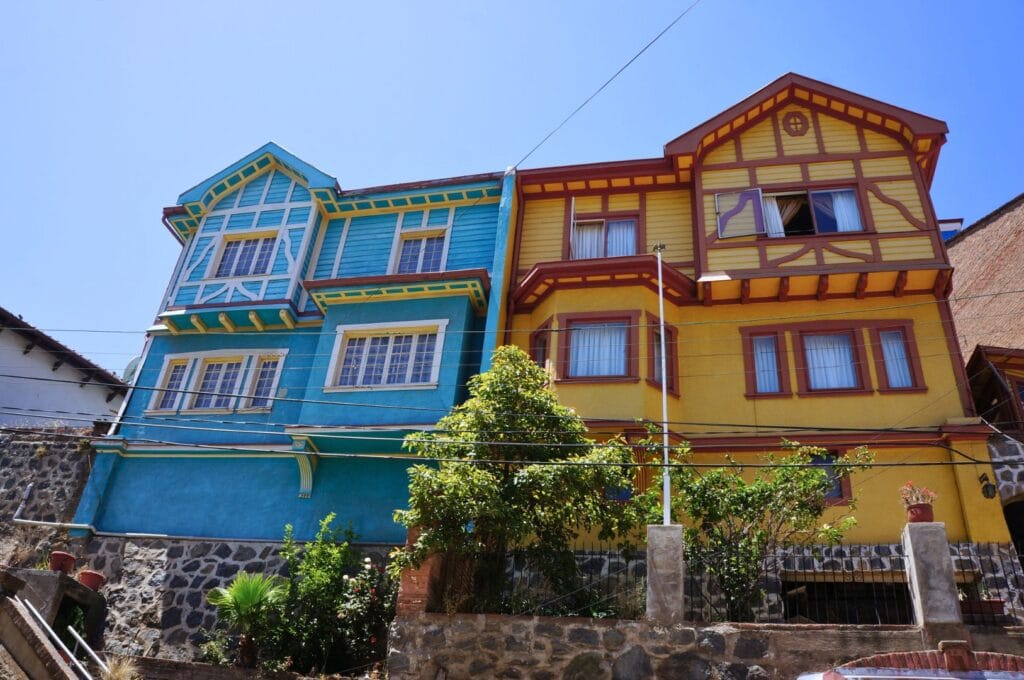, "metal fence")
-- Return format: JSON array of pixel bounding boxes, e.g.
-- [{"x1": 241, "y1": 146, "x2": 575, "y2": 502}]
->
[
  {"x1": 683, "y1": 543, "x2": 913, "y2": 625},
  {"x1": 950, "y1": 541, "x2": 1024, "y2": 626},
  {"x1": 428, "y1": 543, "x2": 647, "y2": 619}
]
